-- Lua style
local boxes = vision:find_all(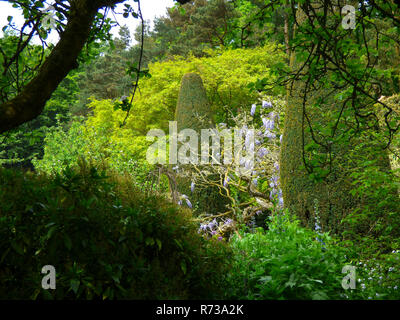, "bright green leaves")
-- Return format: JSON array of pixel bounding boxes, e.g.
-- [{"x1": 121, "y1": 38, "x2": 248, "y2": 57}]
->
[
  {"x1": 226, "y1": 213, "x2": 351, "y2": 300},
  {"x1": 113, "y1": 97, "x2": 132, "y2": 112}
]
